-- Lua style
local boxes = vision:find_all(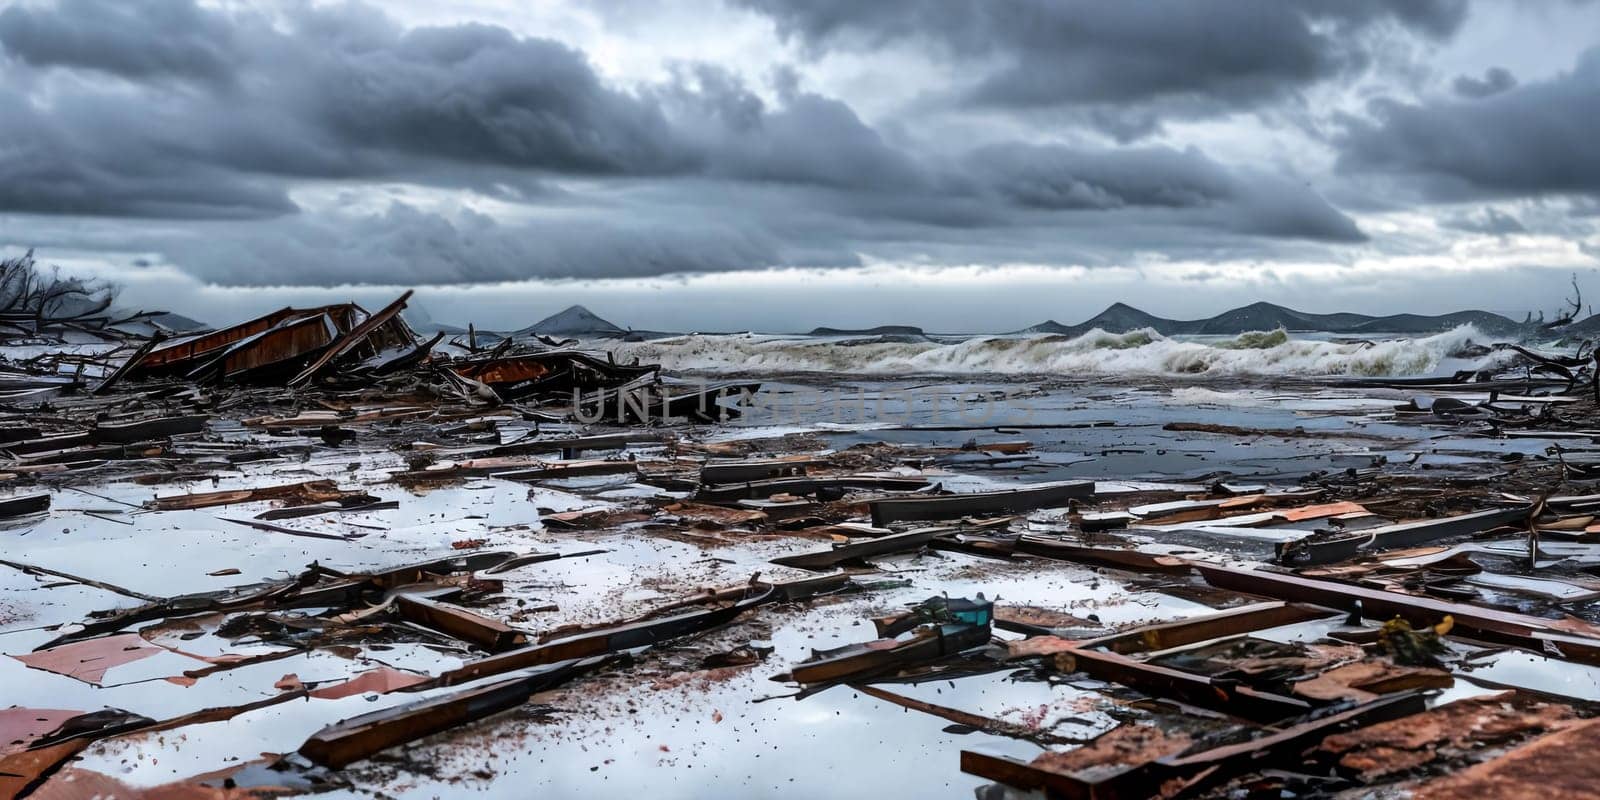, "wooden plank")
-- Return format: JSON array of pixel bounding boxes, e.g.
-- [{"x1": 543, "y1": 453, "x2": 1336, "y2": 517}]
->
[
  {"x1": 695, "y1": 475, "x2": 931, "y2": 502},
  {"x1": 438, "y1": 589, "x2": 772, "y2": 686},
  {"x1": 1049, "y1": 647, "x2": 1312, "y2": 723},
  {"x1": 1278, "y1": 505, "x2": 1534, "y2": 565},
  {"x1": 1080, "y1": 601, "x2": 1337, "y2": 655},
  {"x1": 91, "y1": 415, "x2": 207, "y2": 444},
  {"x1": 700, "y1": 456, "x2": 818, "y2": 484},
  {"x1": 1015, "y1": 536, "x2": 1192, "y2": 574},
  {"x1": 870, "y1": 482, "x2": 1094, "y2": 527},
  {"x1": 770, "y1": 526, "x2": 956, "y2": 570},
  {"x1": 299, "y1": 661, "x2": 587, "y2": 768},
  {"x1": 394, "y1": 595, "x2": 526, "y2": 652},
  {"x1": 1196, "y1": 563, "x2": 1600, "y2": 664},
  {"x1": 0, "y1": 492, "x2": 50, "y2": 518}
]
